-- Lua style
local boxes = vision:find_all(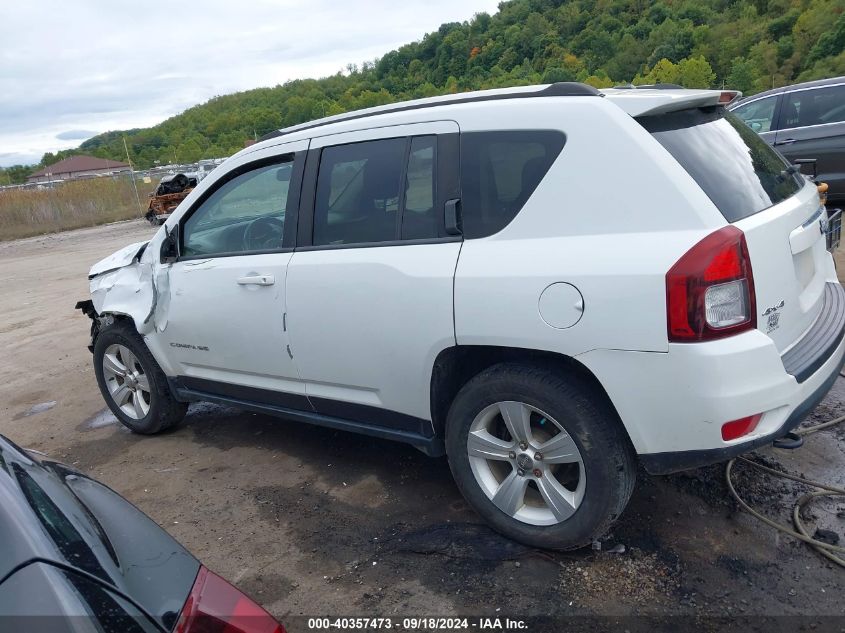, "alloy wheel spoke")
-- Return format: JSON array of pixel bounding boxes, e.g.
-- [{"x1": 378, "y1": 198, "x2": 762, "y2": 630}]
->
[
  {"x1": 119, "y1": 347, "x2": 138, "y2": 373},
  {"x1": 102, "y1": 353, "x2": 126, "y2": 376},
  {"x1": 132, "y1": 393, "x2": 147, "y2": 418},
  {"x1": 135, "y1": 372, "x2": 150, "y2": 392},
  {"x1": 499, "y1": 401, "x2": 532, "y2": 444},
  {"x1": 536, "y1": 473, "x2": 578, "y2": 522},
  {"x1": 112, "y1": 384, "x2": 132, "y2": 406},
  {"x1": 491, "y1": 470, "x2": 529, "y2": 516},
  {"x1": 537, "y1": 432, "x2": 580, "y2": 464},
  {"x1": 468, "y1": 430, "x2": 514, "y2": 461}
]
